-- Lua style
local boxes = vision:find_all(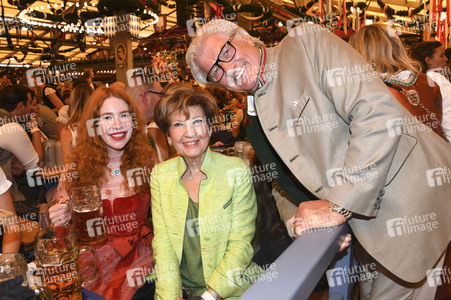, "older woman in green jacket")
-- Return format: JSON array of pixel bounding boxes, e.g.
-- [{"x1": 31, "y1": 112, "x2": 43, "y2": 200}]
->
[{"x1": 151, "y1": 83, "x2": 259, "y2": 300}]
